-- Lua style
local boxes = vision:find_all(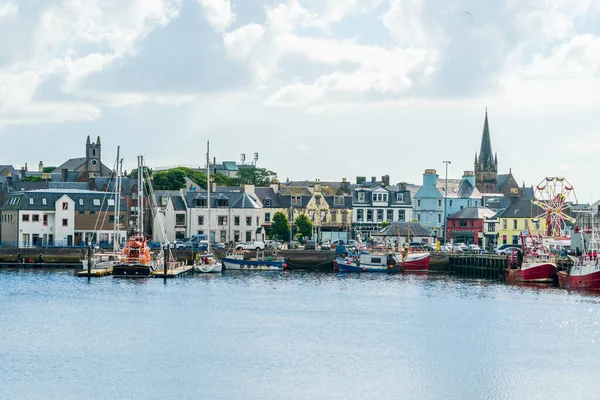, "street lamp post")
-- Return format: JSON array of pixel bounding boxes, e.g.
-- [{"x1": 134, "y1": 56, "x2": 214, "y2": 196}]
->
[
  {"x1": 443, "y1": 160, "x2": 451, "y2": 245},
  {"x1": 289, "y1": 208, "x2": 293, "y2": 248}
]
